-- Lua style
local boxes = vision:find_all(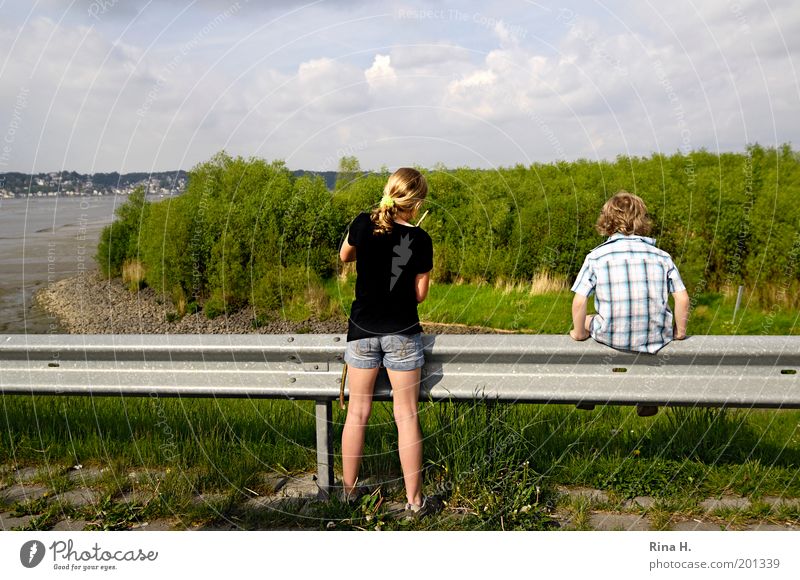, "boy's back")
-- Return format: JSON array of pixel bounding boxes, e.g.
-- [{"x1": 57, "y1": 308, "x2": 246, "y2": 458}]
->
[
  {"x1": 572, "y1": 232, "x2": 685, "y2": 353},
  {"x1": 570, "y1": 190, "x2": 689, "y2": 355}
]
